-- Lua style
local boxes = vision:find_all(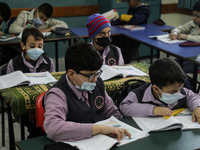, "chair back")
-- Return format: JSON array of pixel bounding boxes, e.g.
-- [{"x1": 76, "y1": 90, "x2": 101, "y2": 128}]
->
[{"x1": 36, "y1": 92, "x2": 47, "y2": 131}]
